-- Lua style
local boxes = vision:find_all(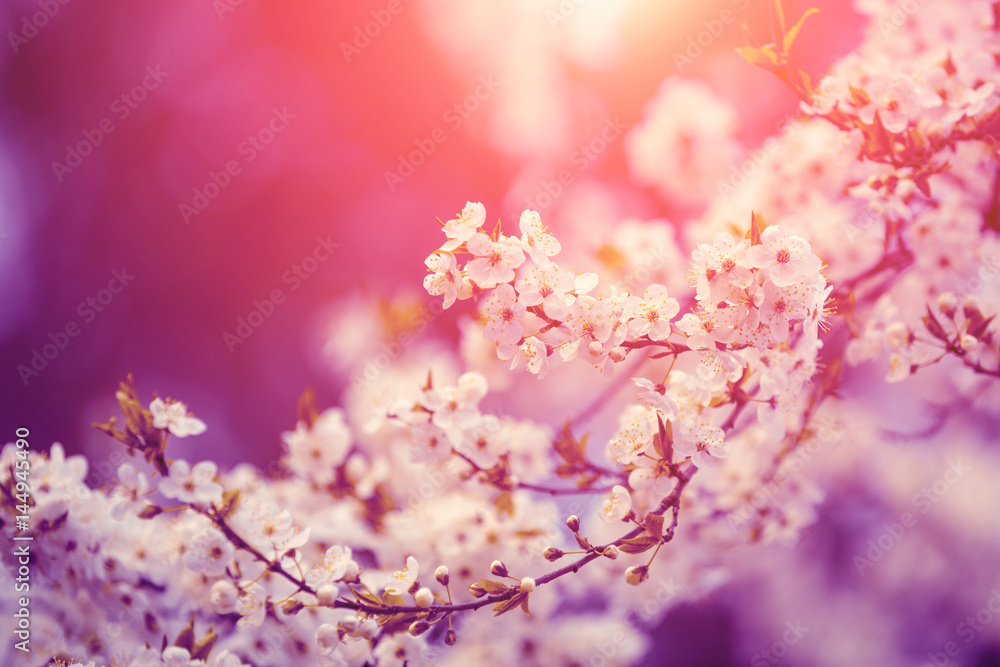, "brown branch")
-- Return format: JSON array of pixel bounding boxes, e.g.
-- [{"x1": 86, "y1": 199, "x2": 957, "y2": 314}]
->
[
  {"x1": 200, "y1": 467, "x2": 696, "y2": 620},
  {"x1": 333, "y1": 465, "x2": 696, "y2": 616}
]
